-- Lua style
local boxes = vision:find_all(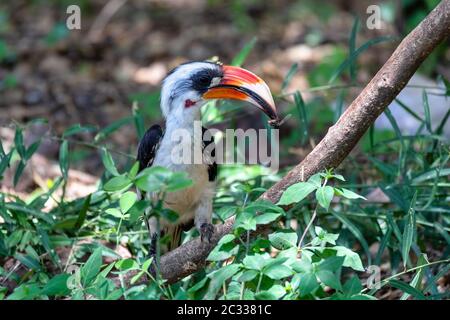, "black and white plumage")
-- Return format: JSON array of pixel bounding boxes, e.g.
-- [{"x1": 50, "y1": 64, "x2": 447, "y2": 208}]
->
[
  {"x1": 137, "y1": 61, "x2": 278, "y2": 252},
  {"x1": 137, "y1": 124, "x2": 163, "y2": 171},
  {"x1": 138, "y1": 125, "x2": 216, "y2": 182}
]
